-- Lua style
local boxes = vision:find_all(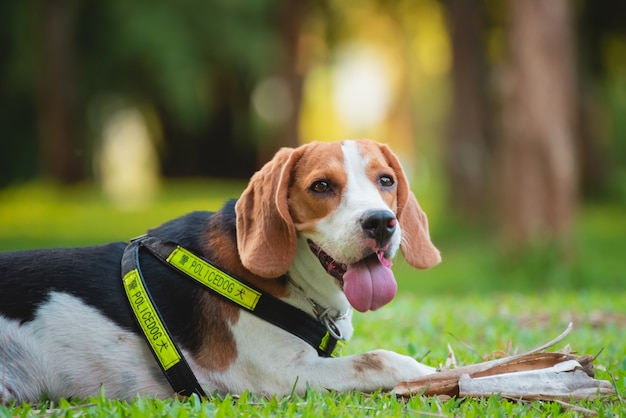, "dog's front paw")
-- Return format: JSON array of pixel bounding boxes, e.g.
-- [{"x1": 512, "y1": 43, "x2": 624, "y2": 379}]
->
[
  {"x1": 375, "y1": 349, "x2": 436, "y2": 381},
  {"x1": 347, "y1": 349, "x2": 435, "y2": 391}
]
